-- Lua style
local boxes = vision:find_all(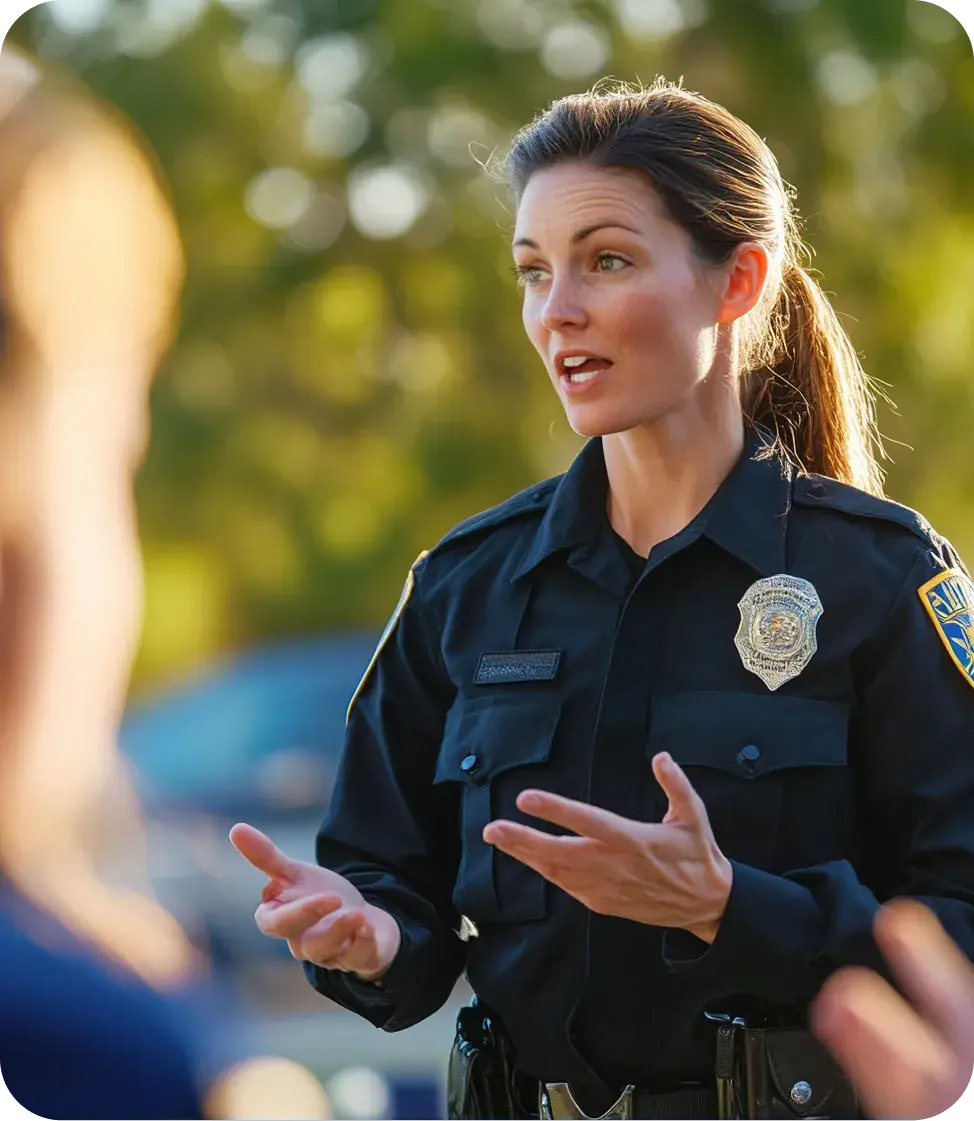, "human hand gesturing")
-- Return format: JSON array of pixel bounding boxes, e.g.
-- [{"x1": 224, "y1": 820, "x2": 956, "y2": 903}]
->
[
  {"x1": 229, "y1": 823, "x2": 400, "y2": 981},
  {"x1": 812, "y1": 900, "x2": 974, "y2": 1120},
  {"x1": 484, "y1": 752, "x2": 732, "y2": 942}
]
